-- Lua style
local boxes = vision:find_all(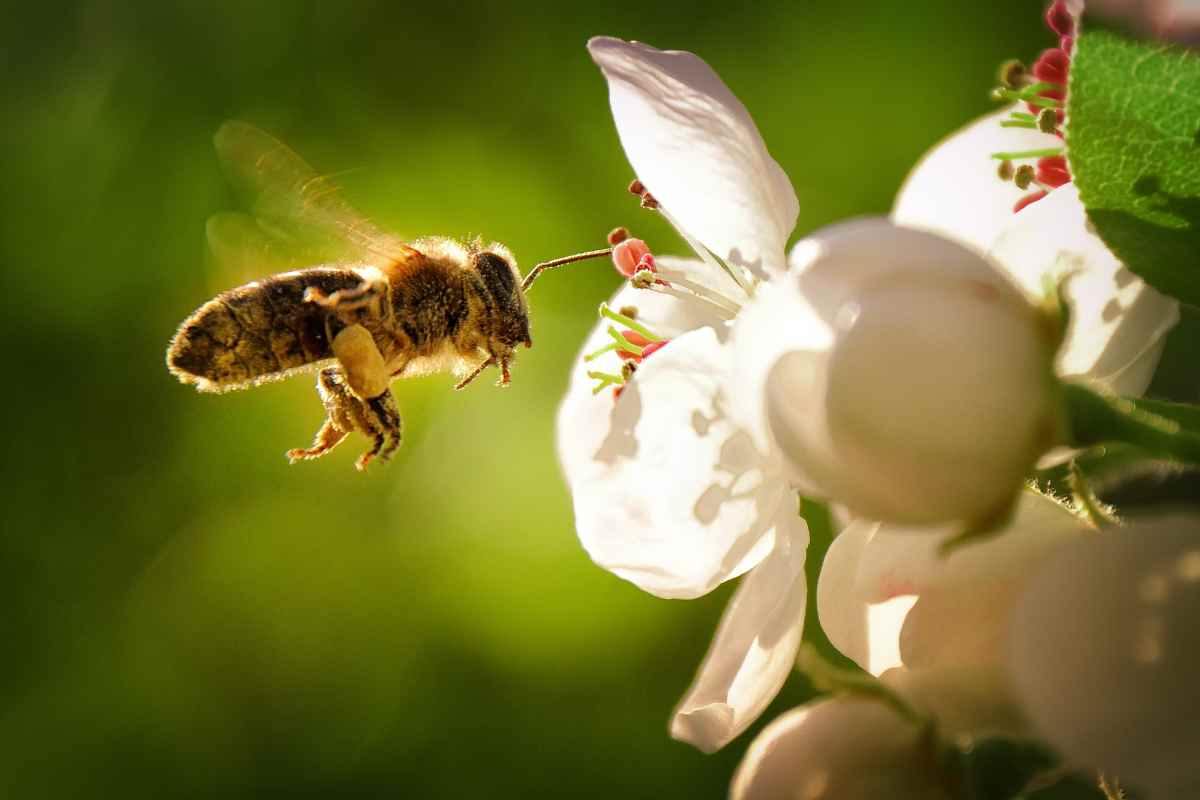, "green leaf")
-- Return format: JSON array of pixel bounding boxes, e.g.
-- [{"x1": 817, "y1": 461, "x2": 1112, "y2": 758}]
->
[
  {"x1": 1067, "y1": 31, "x2": 1200, "y2": 307},
  {"x1": 1063, "y1": 382, "x2": 1200, "y2": 464}
]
